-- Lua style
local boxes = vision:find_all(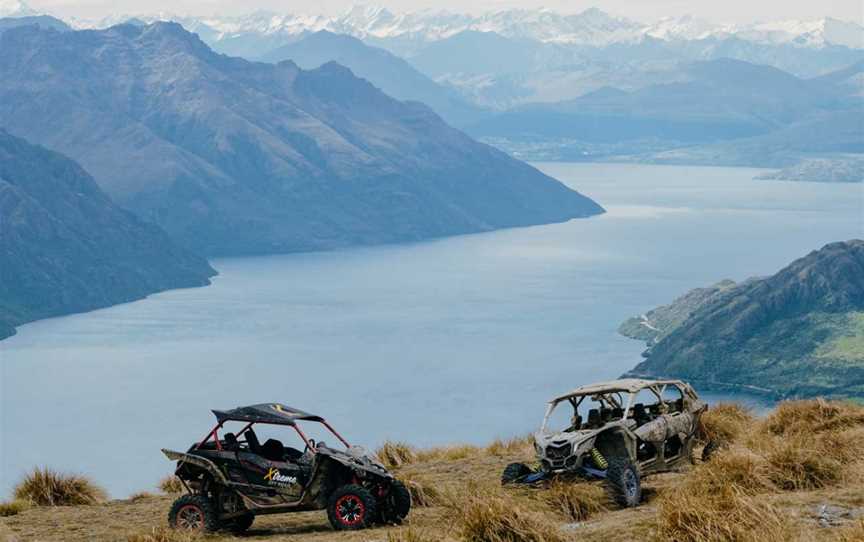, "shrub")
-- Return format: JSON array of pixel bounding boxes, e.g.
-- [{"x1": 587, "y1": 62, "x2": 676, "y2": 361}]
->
[
  {"x1": 450, "y1": 485, "x2": 564, "y2": 542},
  {"x1": 543, "y1": 482, "x2": 608, "y2": 521},
  {"x1": 158, "y1": 475, "x2": 184, "y2": 494},
  {"x1": 126, "y1": 526, "x2": 200, "y2": 542},
  {"x1": 377, "y1": 441, "x2": 417, "y2": 469},
  {"x1": 701, "y1": 403, "x2": 754, "y2": 444},
  {"x1": 13, "y1": 467, "x2": 106, "y2": 506},
  {"x1": 0, "y1": 500, "x2": 29, "y2": 517}
]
